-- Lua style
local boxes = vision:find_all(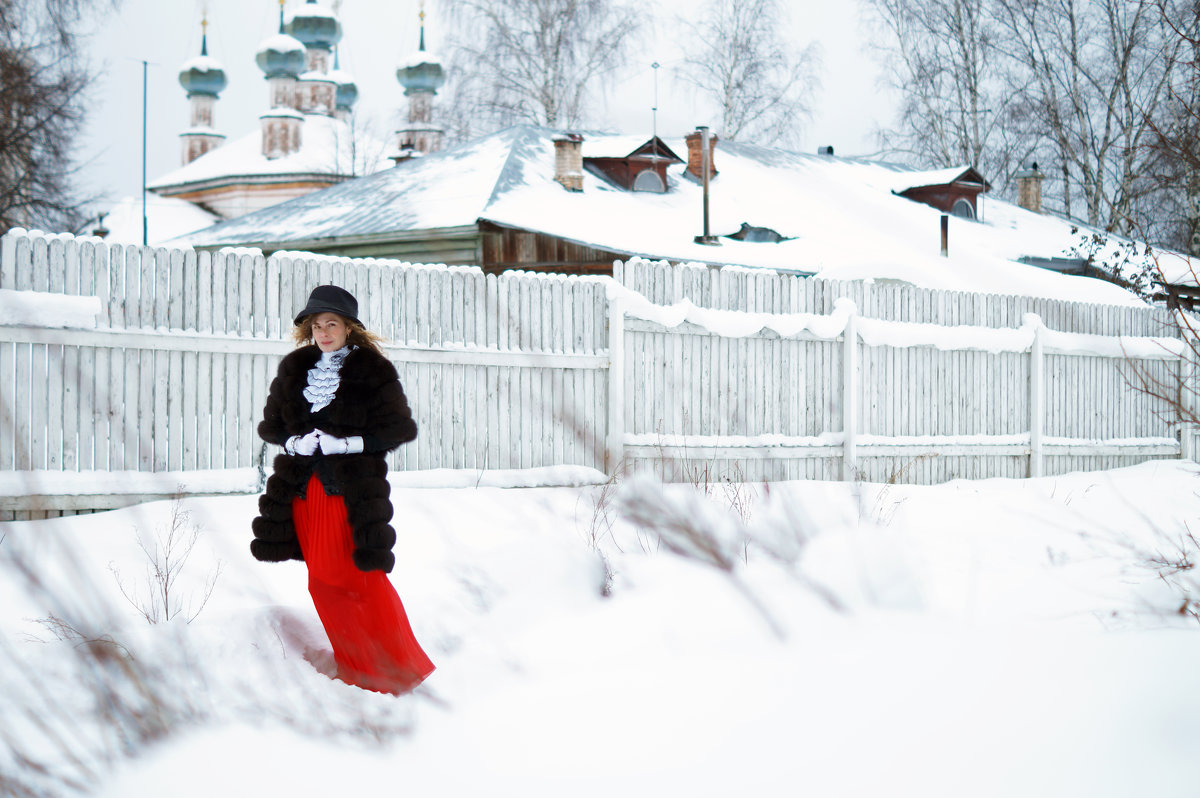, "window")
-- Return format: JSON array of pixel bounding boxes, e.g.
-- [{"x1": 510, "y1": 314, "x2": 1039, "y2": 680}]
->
[
  {"x1": 633, "y1": 169, "x2": 665, "y2": 193},
  {"x1": 951, "y1": 198, "x2": 975, "y2": 219}
]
